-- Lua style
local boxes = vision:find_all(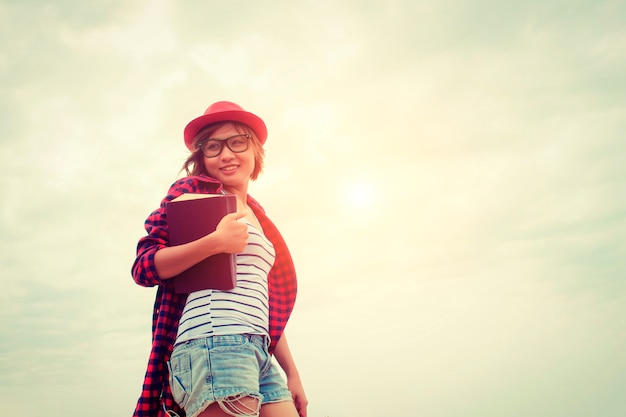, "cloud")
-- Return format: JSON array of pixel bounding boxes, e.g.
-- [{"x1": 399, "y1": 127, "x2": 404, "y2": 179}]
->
[{"x1": 1, "y1": 1, "x2": 625, "y2": 416}]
